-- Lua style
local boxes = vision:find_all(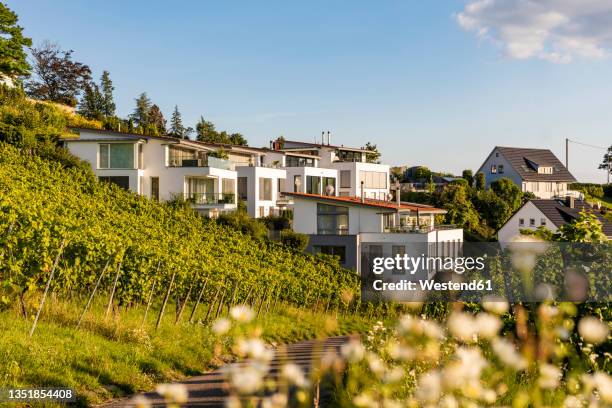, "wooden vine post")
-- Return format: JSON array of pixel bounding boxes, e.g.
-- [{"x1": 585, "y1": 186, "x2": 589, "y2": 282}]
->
[
  {"x1": 29, "y1": 239, "x2": 67, "y2": 338},
  {"x1": 155, "y1": 271, "x2": 176, "y2": 330},
  {"x1": 189, "y1": 277, "x2": 208, "y2": 323},
  {"x1": 105, "y1": 257, "x2": 123, "y2": 319},
  {"x1": 77, "y1": 257, "x2": 111, "y2": 328}
]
